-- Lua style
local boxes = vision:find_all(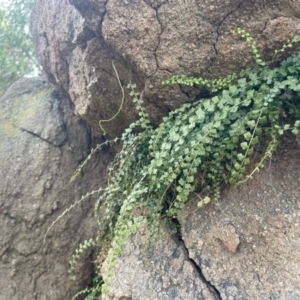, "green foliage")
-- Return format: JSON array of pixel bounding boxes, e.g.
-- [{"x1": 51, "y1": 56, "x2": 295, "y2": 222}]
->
[
  {"x1": 274, "y1": 35, "x2": 300, "y2": 59},
  {"x1": 162, "y1": 72, "x2": 238, "y2": 93},
  {"x1": 48, "y1": 30, "x2": 300, "y2": 299},
  {"x1": 159, "y1": 54, "x2": 300, "y2": 207},
  {"x1": 0, "y1": 0, "x2": 39, "y2": 96},
  {"x1": 230, "y1": 27, "x2": 266, "y2": 66}
]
